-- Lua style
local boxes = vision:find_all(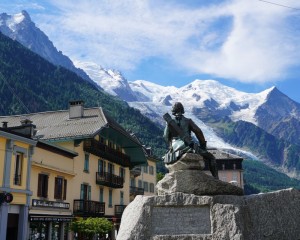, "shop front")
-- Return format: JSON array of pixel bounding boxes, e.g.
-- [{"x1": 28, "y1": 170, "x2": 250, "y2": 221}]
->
[{"x1": 28, "y1": 199, "x2": 73, "y2": 240}]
